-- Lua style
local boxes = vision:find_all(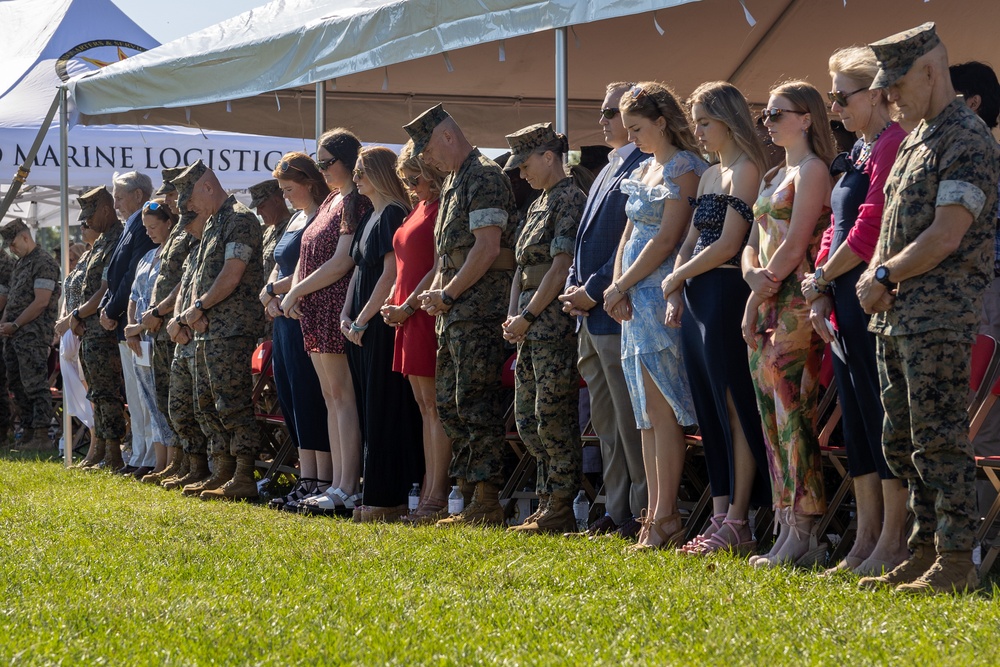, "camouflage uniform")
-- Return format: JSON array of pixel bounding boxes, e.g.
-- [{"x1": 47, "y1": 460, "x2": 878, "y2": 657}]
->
[
  {"x1": 3, "y1": 242, "x2": 60, "y2": 429},
  {"x1": 79, "y1": 220, "x2": 126, "y2": 439},
  {"x1": 168, "y1": 240, "x2": 211, "y2": 455},
  {"x1": 871, "y1": 99, "x2": 1000, "y2": 552},
  {"x1": 0, "y1": 251, "x2": 14, "y2": 433},
  {"x1": 512, "y1": 175, "x2": 585, "y2": 500},
  {"x1": 150, "y1": 223, "x2": 193, "y2": 421},
  {"x1": 191, "y1": 195, "x2": 264, "y2": 457},
  {"x1": 430, "y1": 149, "x2": 517, "y2": 484}
]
